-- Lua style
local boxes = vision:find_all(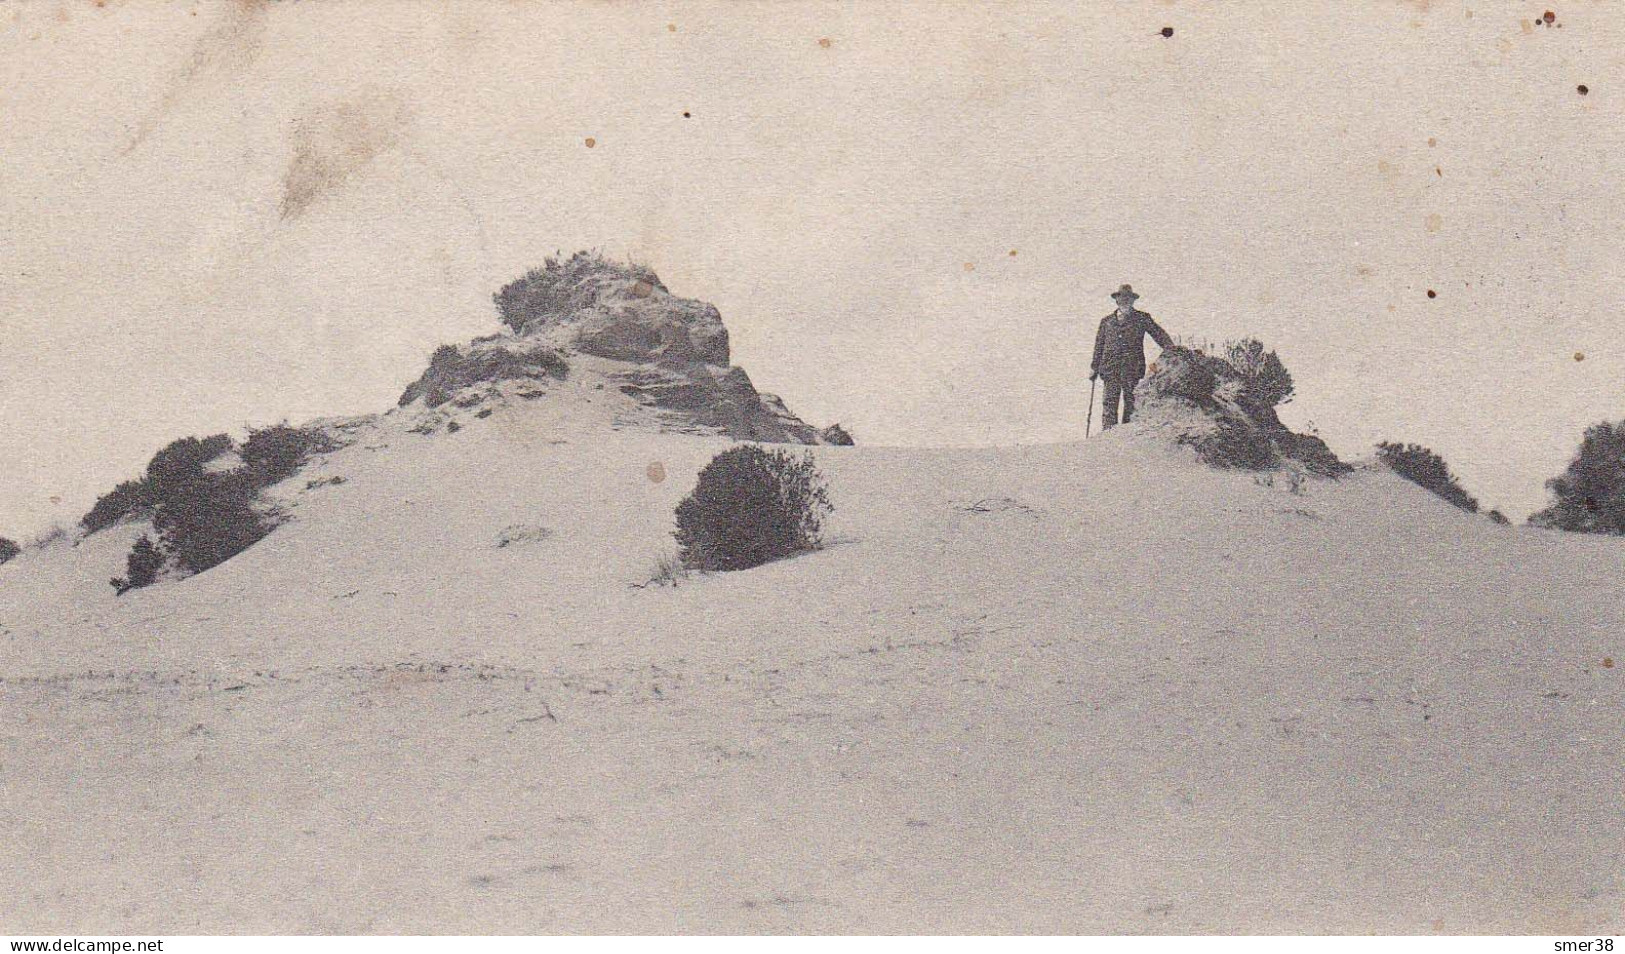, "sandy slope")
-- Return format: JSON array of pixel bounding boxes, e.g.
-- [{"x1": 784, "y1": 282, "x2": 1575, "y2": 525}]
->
[{"x1": 2, "y1": 389, "x2": 1623, "y2": 933}]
